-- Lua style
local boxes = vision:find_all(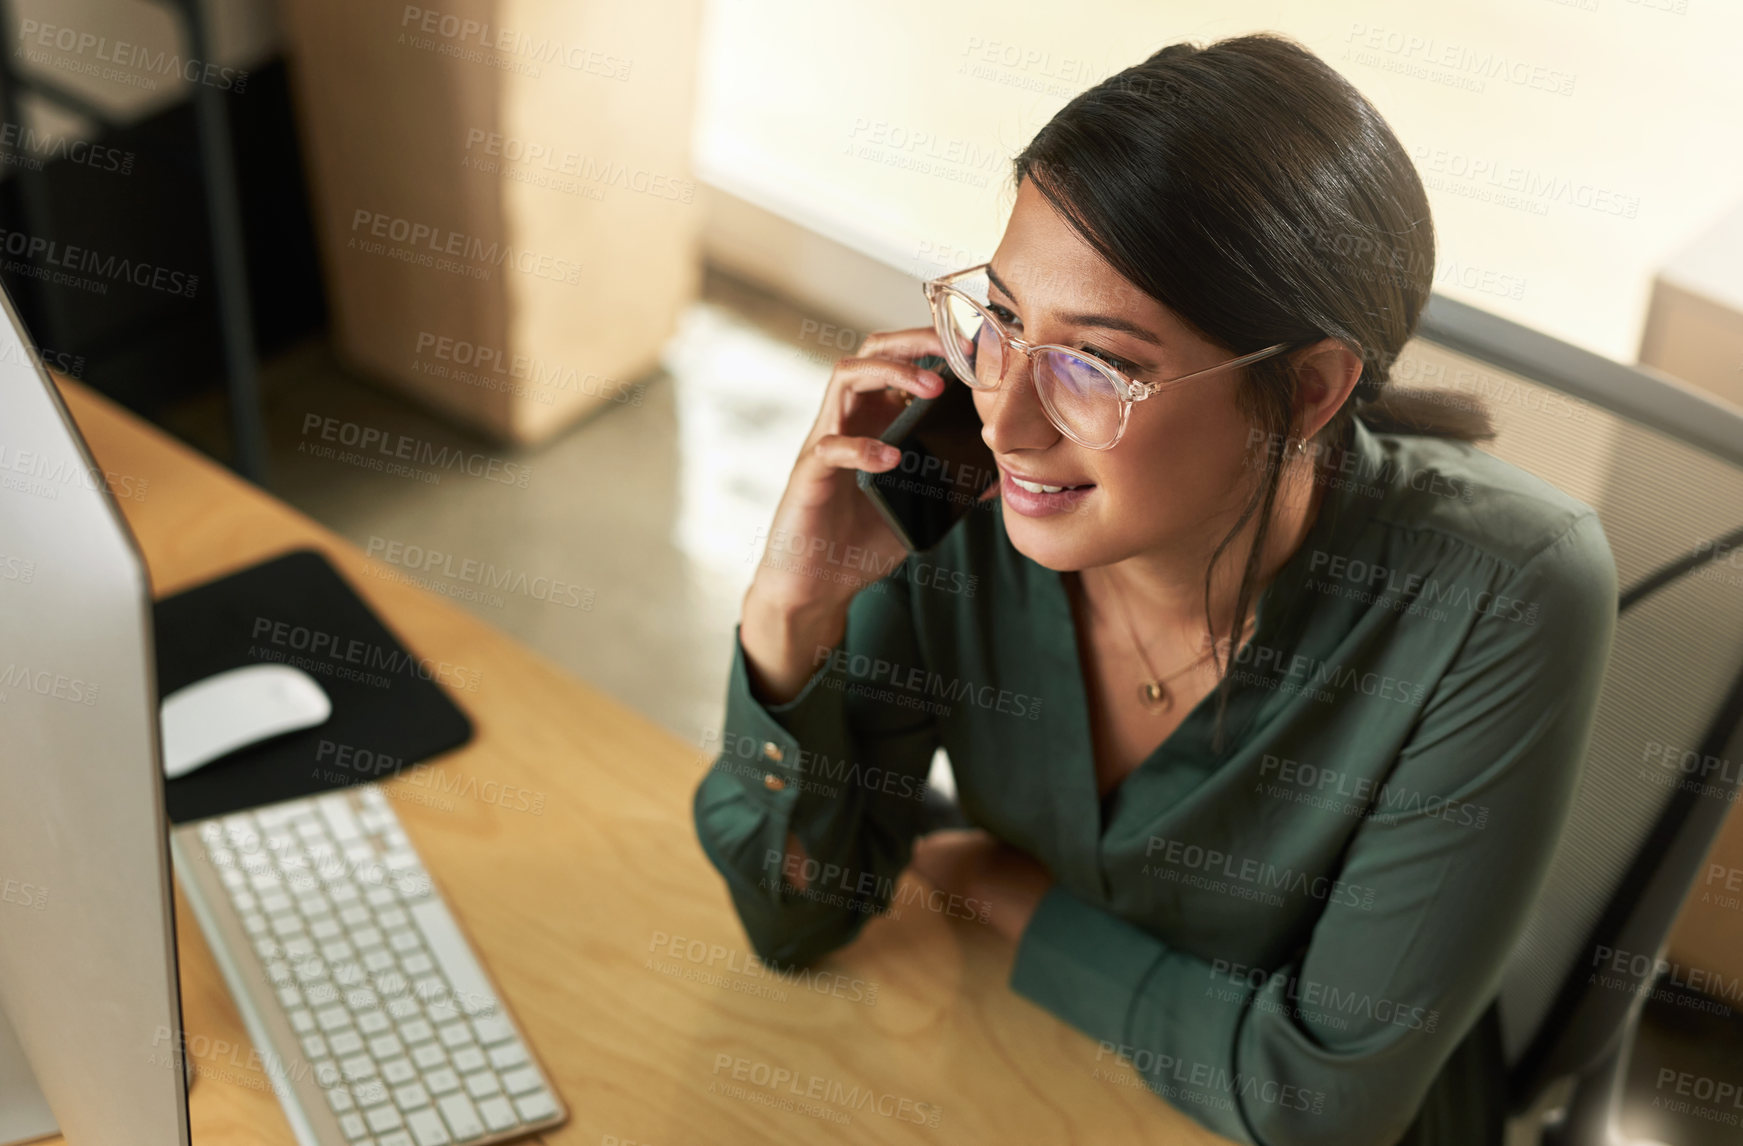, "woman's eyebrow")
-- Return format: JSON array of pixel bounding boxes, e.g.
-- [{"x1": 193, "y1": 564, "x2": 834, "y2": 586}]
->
[{"x1": 985, "y1": 263, "x2": 1164, "y2": 347}]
